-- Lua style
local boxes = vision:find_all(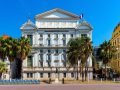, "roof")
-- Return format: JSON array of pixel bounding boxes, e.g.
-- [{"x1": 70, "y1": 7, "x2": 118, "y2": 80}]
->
[
  {"x1": 2, "y1": 35, "x2": 10, "y2": 40},
  {"x1": 113, "y1": 22, "x2": 120, "y2": 32},
  {"x1": 20, "y1": 19, "x2": 37, "y2": 30},
  {"x1": 35, "y1": 8, "x2": 80, "y2": 20},
  {"x1": 77, "y1": 20, "x2": 93, "y2": 30}
]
